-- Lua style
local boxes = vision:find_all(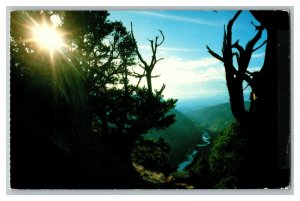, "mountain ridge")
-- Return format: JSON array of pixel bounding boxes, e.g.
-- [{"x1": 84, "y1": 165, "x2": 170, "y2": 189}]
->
[
  {"x1": 182, "y1": 102, "x2": 250, "y2": 133},
  {"x1": 145, "y1": 109, "x2": 204, "y2": 166}
]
